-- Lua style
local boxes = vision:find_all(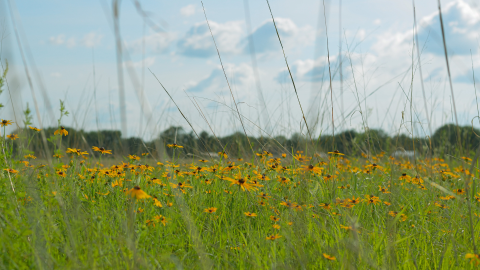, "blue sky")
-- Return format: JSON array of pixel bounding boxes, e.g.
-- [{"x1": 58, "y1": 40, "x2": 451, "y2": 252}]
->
[{"x1": 1, "y1": 0, "x2": 480, "y2": 140}]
